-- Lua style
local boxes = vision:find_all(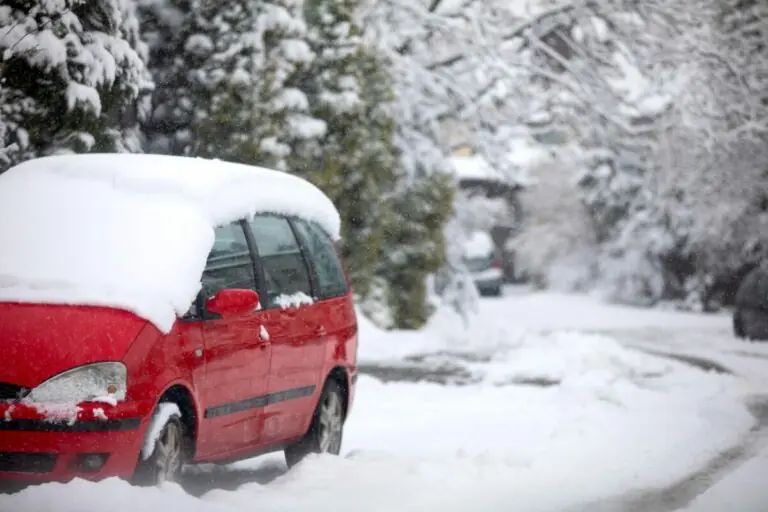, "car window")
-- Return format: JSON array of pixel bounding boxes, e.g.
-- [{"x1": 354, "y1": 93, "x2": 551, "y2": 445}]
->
[
  {"x1": 292, "y1": 218, "x2": 348, "y2": 300},
  {"x1": 247, "y1": 215, "x2": 312, "y2": 308},
  {"x1": 464, "y1": 256, "x2": 492, "y2": 273},
  {"x1": 201, "y1": 222, "x2": 256, "y2": 300}
]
